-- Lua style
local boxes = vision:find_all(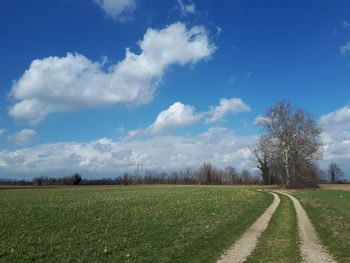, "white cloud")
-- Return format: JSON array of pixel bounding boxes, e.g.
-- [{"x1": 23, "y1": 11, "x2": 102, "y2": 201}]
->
[
  {"x1": 2, "y1": 105, "x2": 349, "y2": 177},
  {"x1": 319, "y1": 105, "x2": 350, "y2": 175},
  {"x1": 0, "y1": 129, "x2": 6, "y2": 136},
  {"x1": 253, "y1": 116, "x2": 269, "y2": 126},
  {"x1": 0, "y1": 128, "x2": 256, "y2": 175},
  {"x1": 149, "y1": 102, "x2": 199, "y2": 134},
  {"x1": 319, "y1": 106, "x2": 350, "y2": 126},
  {"x1": 9, "y1": 22, "x2": 216, "y2": 124},
  {"x1": 95, "y1": 0, "x2": 136, "y2": 21},
  {"x1": 205, "y1": 97, "x2": 251, "y2": 123},
  {"x1": 9, "y1": 129, "x2": 38, "y2": 146},
  {"x1": 127, "y1": 102, "x2": 200, "y2": 138},
  {"x1": 340, "y1": 41, "x2": 350, "y2": 55},
  {"x1": 127, "y1": 97, "x2": 250, "y2": 137},
  {"x1": 177, "y1": 0, "x2": 196, "y2": 16}
]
